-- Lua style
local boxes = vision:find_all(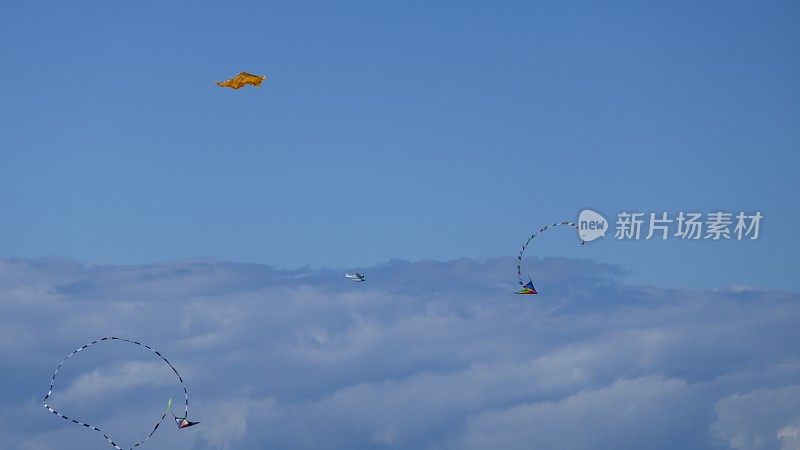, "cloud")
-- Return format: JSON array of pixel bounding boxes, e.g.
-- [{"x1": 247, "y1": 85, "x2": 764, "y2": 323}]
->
[
  {"x1": 195, "y1": 399, "x2": 251, "y2": 450},
  {"x1": 711, "y1": 386, "x2": 800, "y2": 450},
  {"x1": 446, "y1": 376, "x2": 707, "y2": 450},
  {"x1": 55, "y1": 360, "x2": 176, "y2": 405},
  {"x1": 0, "y1": 256, "x2": 797, "y2": 449}
]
